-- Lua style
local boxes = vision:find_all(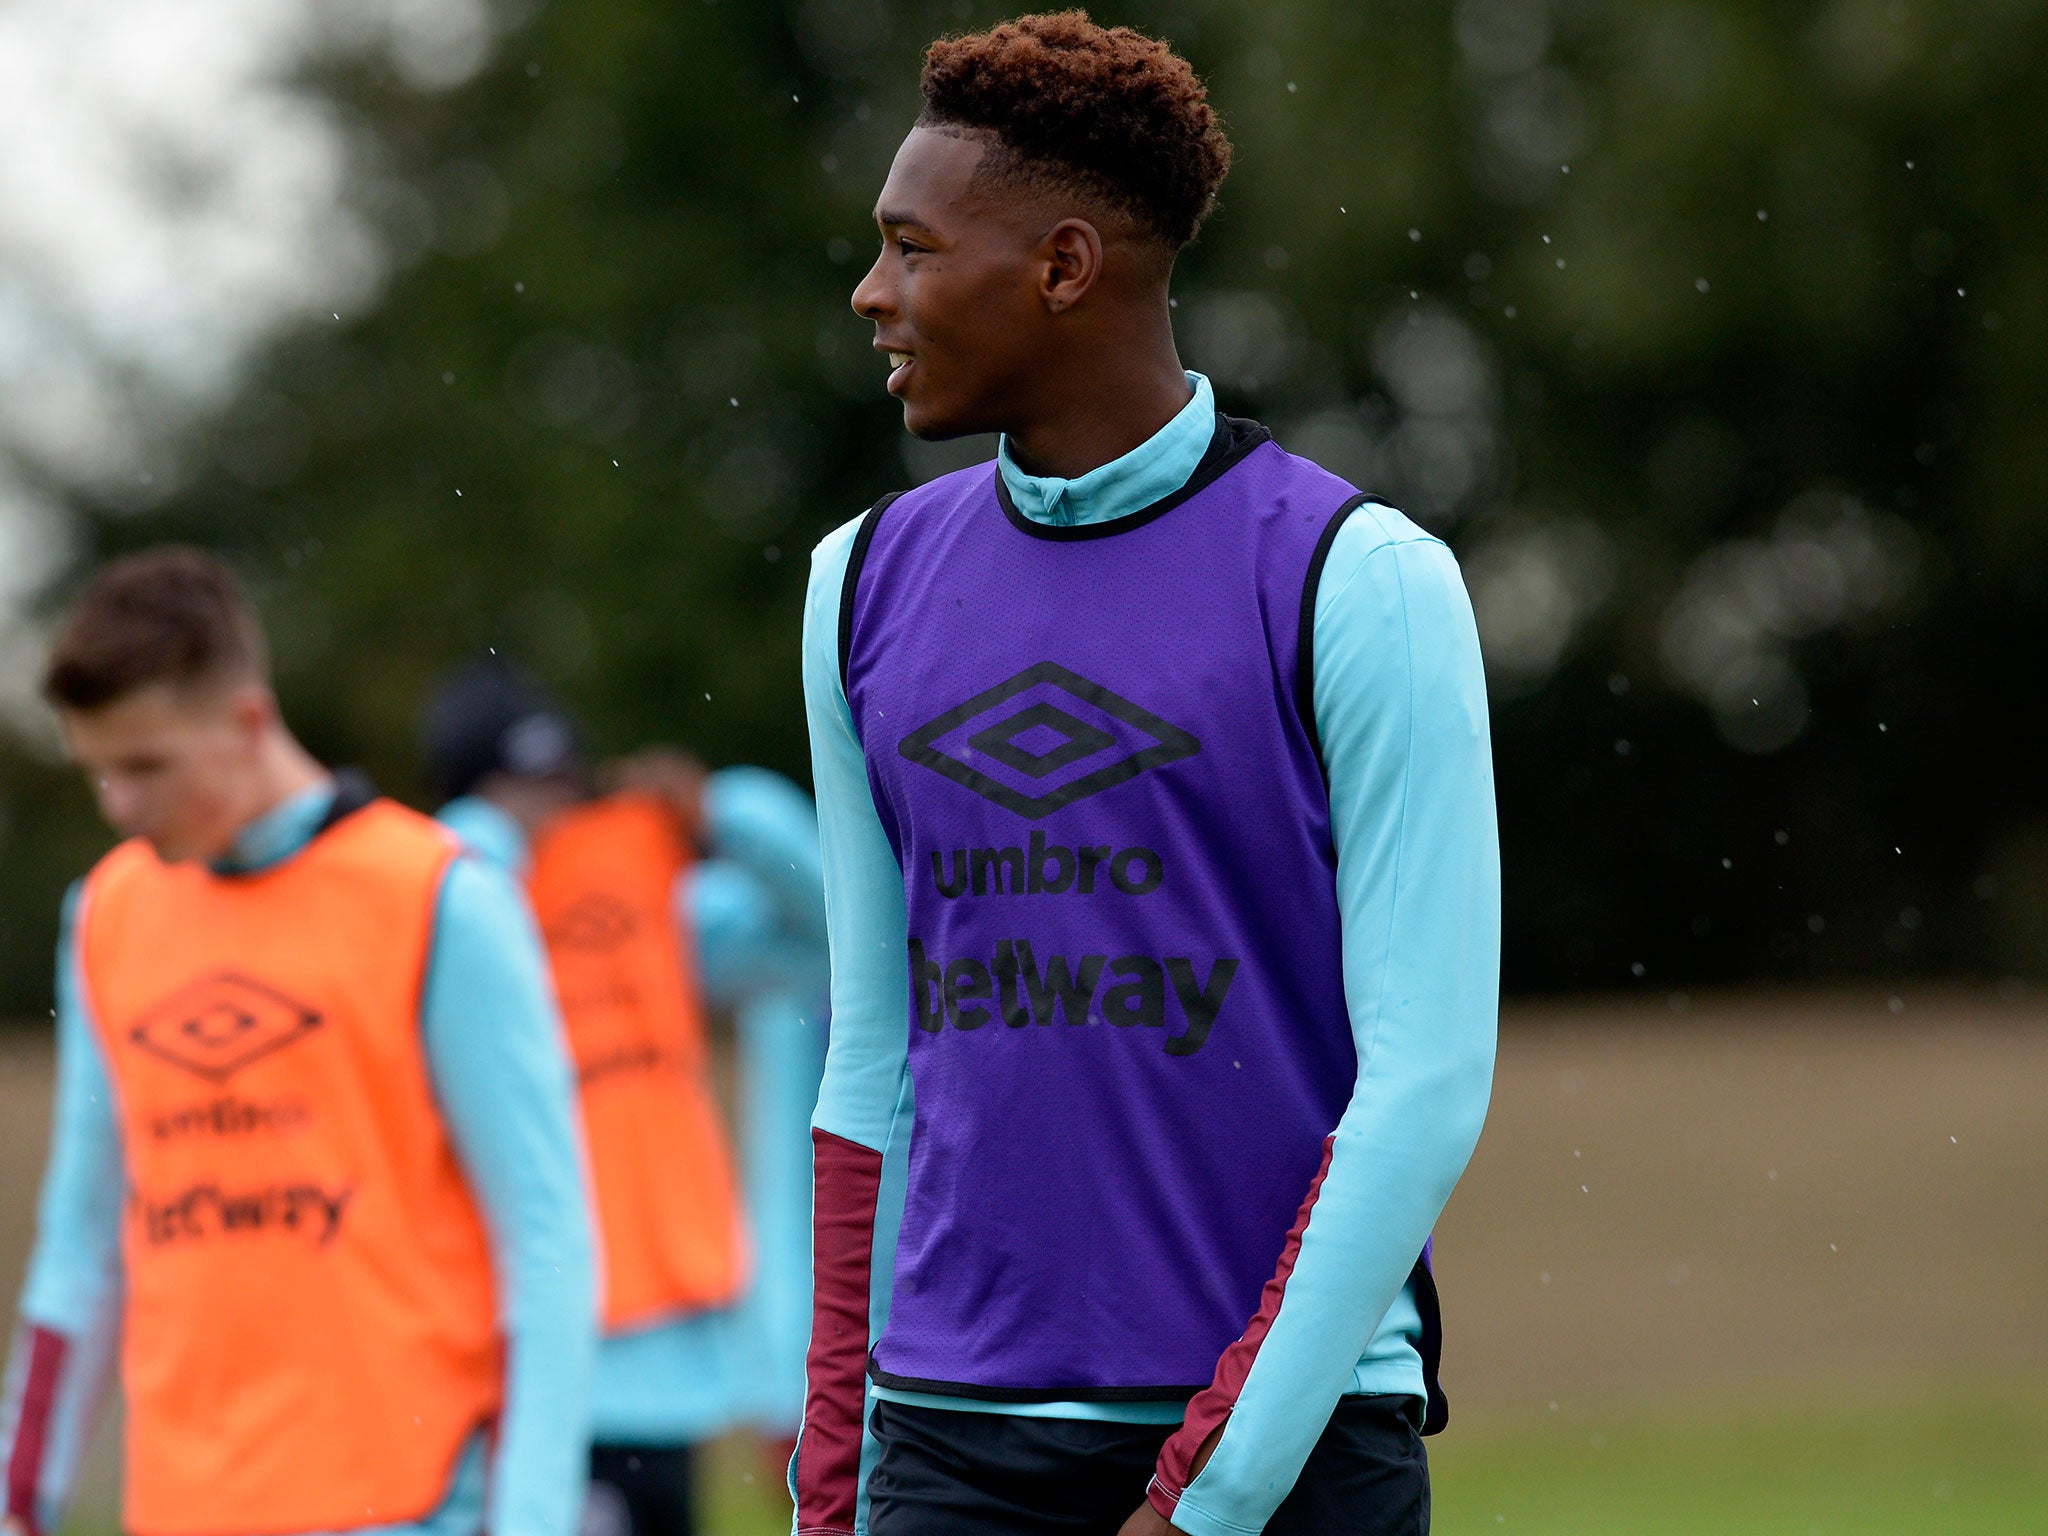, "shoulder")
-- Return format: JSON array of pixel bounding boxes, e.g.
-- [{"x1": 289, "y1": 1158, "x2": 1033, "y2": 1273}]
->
[
  {"x1": 1319, "y1": 504, "x2": 1460, "y2": 605},
  {"x1": 430, "y1": 846, "x2": 540, "y2": 954},
  {"x1": 805, "y1": 504, "x2": 887, "y2": 629},
  {"x1": 810, "y1": 508, "x2": 872, "y2": 576},
  {"x1": 80, "y1": 836, "x2": 157, "y2": 893},
  {"x1": 810, "y1": 462, "x2": 994, "y2": 587},
  {"x1": 1339, "y1": 500, "x2": 1444, "y2": 558},
  {"x1": 436, "y1": 795, "x2": 530, "y2": 876},
  {"x1": 327, "y1": 799, "x2": 462, "y2": 885},
  {"x1": 706, "y1": 765, "x2": 812, "y2": 824},
  {"x1": 74, "y1": 840, "x2": 174, "y2": 948}
]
